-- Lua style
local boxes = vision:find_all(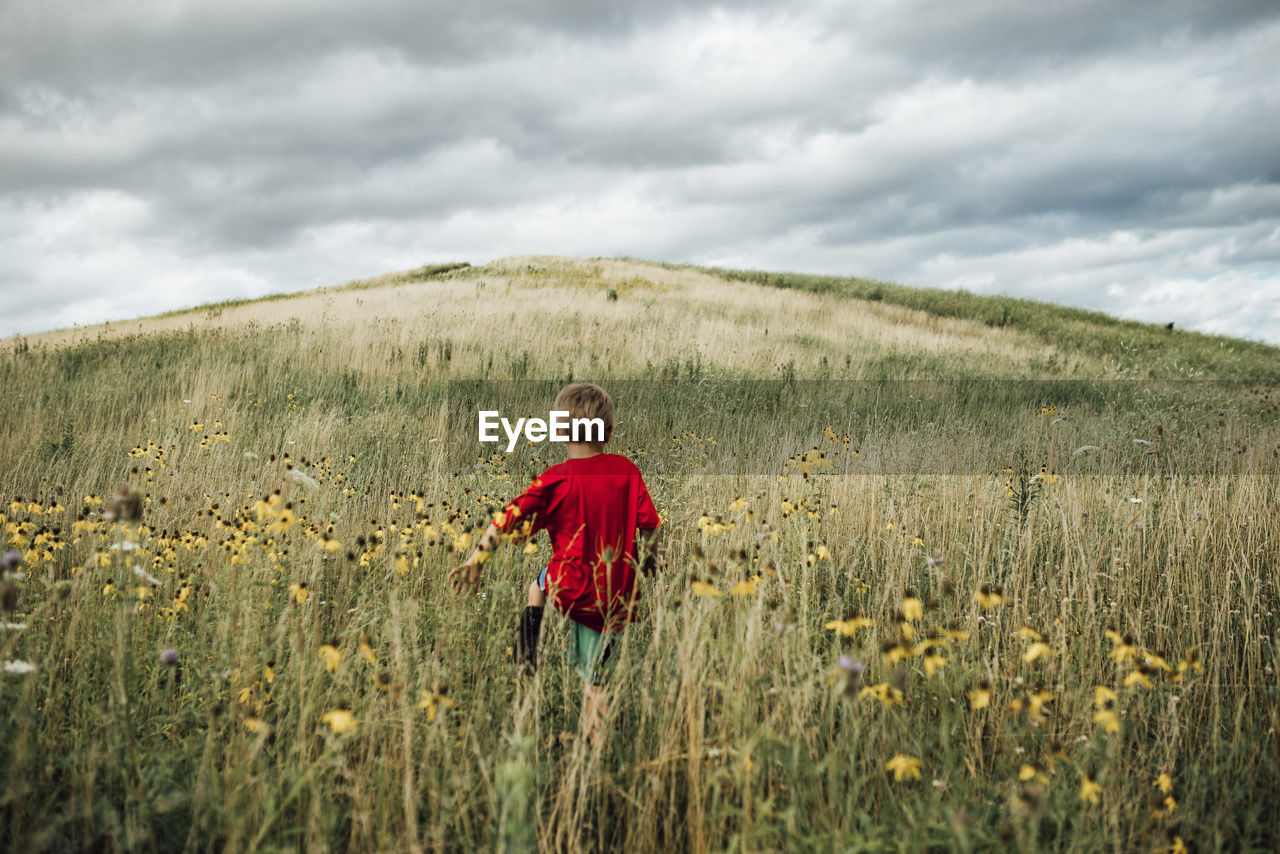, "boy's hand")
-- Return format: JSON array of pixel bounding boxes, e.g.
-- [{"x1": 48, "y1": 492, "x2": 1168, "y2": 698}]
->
[
  {"x1": 638, "y1": 535, "x2": 666, "y2": 576},
  {"x1": 447, "y1": 559, "x2": 482, "y2": 595},
  {"x1": 447, "y1": 527, "x2": 497, "y2": 595}
]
